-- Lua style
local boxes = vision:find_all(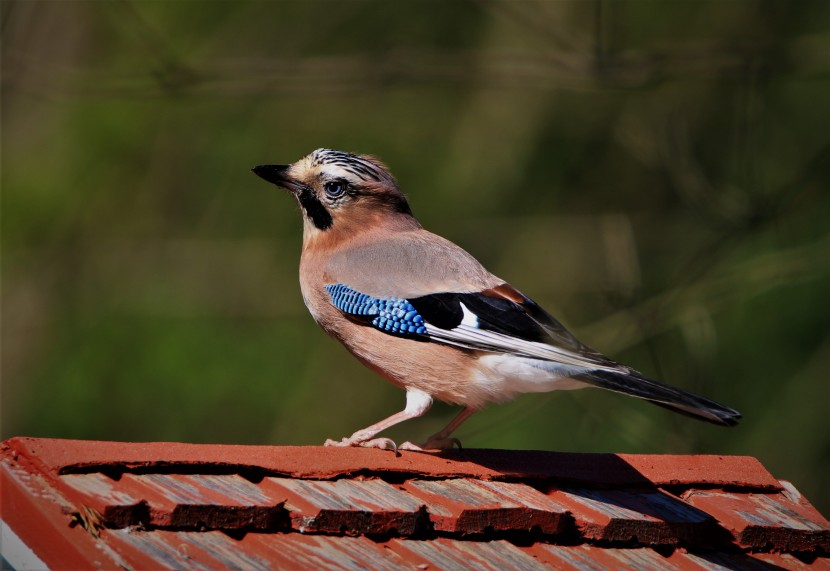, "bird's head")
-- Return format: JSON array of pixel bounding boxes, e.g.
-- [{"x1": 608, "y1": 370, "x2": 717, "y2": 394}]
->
[{"x1": 252, "y1": 149, "x2": 417, "y2": 242}]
